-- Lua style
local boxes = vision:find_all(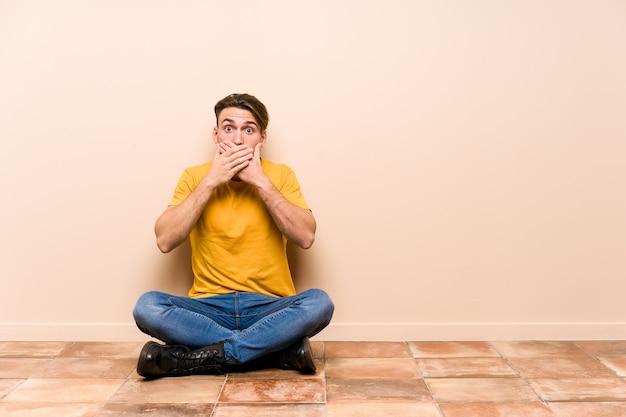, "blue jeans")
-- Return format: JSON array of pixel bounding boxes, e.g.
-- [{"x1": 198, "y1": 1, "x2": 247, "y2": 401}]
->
[{"x1": 133, "y1": 288, "x2": 334, "y2": 365}]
